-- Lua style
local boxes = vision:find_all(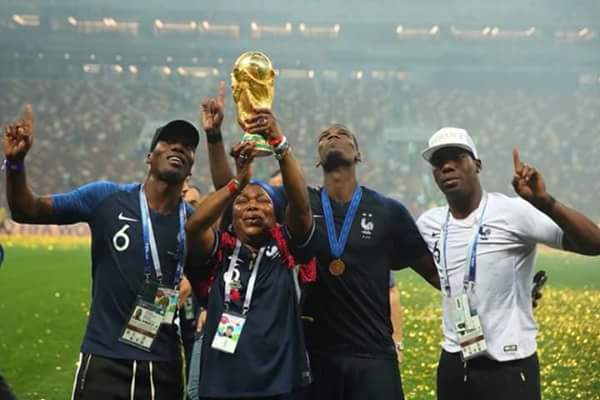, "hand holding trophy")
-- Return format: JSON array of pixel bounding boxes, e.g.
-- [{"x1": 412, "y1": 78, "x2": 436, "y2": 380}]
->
[{"x1": 231, "y1": 51, "x2": 275, "y2": 156}]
